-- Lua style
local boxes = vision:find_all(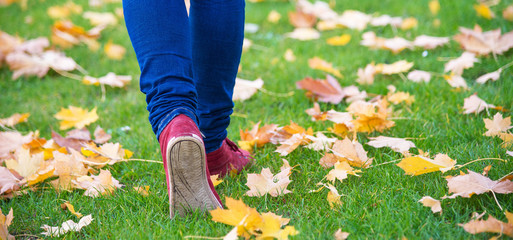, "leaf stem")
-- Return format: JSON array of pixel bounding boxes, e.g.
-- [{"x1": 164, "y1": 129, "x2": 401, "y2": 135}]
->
[
  {"x1": 455, "y1": 158, "x2": 507, "y2": 169},
  {"x1": 367, "y1": 159, "x2": 401, "y2": 168},
  {"x1": 259, "y1": 88, "x2": 295, "y2": 97},
  {"x1": 491, "y1": 191, "x2": 503, "y2": 211},
  {"x1": 55, "y1": 70, "x2": 82, "y2": 81}
]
